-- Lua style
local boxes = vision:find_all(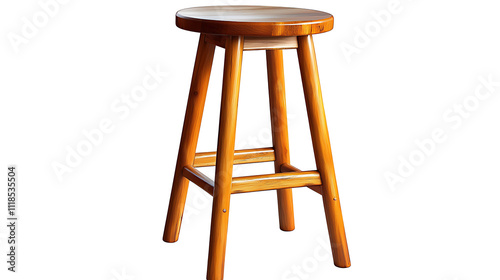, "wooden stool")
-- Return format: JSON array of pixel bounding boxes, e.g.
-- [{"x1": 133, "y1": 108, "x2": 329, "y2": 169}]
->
[{"x1": 163, "y1": 6, "x2": 351, "y2": 279}]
